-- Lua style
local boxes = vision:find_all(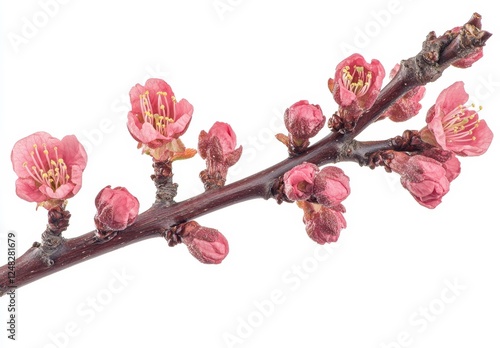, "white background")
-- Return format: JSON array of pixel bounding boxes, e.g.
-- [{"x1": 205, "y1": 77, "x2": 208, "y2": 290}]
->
[{"x1": 1, "y1": 1, "x2": 499, "y2": 347}]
